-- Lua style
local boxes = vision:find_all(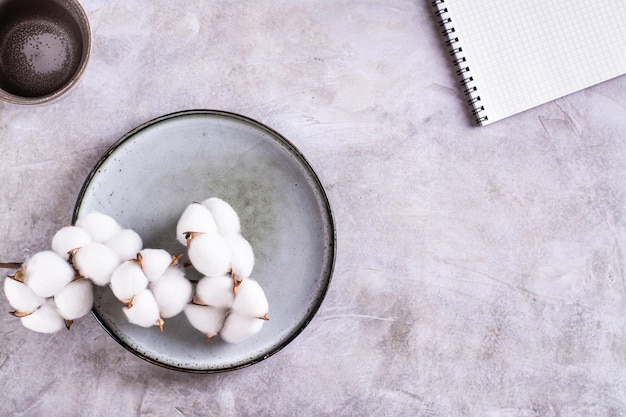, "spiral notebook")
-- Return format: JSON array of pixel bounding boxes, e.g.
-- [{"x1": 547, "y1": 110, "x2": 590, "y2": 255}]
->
[{"x1": 432, "y1": 0, "x2": 626, "y2": 125}]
